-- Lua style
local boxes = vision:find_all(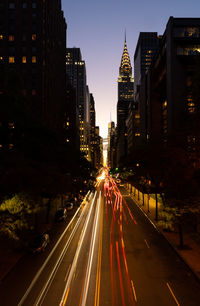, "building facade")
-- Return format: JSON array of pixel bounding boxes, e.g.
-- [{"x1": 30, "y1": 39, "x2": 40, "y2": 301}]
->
[
  {"x1": 66, "y1": 48, "x2": 89, "y2": 158},
  {"x1": 0, "y1": 0, "x2": 67, "y2": 135},
  {"x1": 117, "y1": 37, "x2": 134, "y2": 165},
  {"x1": 140, "y1": 17, "x2": 200, "y2": 167},
  {"x1": 107, "y1": 121, "x2": 115, "y2": 168},
  {"x1": 134, "y1": 32, "x2": 160, "y2": 144}
]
